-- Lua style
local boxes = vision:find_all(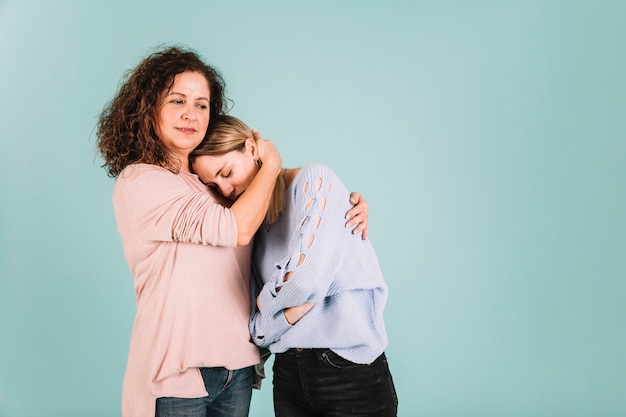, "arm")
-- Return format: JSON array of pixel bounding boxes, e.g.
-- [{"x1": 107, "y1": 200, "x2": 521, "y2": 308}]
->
[
  {"x1": 256, "y1": 170, "x2": 340, "y2": 312},
  {"x1": 249, "y1": 261, "x2": 297, "y2": 347},
  {"x1": 115, "y1": 164, "x2": 239, "y2": 247},
  {"x1": 249, "y1": 302, "x2": 312, "y2": 348},
  {"x1": 250, "y1": 165, "x2": 358, "y2": 345},
  {"x1": 231, "y1": 131, "x2": 282, "y2": 246},
  {"x1": 264, "y1": 192, "x2": 369, "y2": 325},
  {"x1": 117, "y1": 135, "x2": 280, "y2": 248},
  {"x1": 269, "y1": 191, "x2": 368, "y2": 325}
]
